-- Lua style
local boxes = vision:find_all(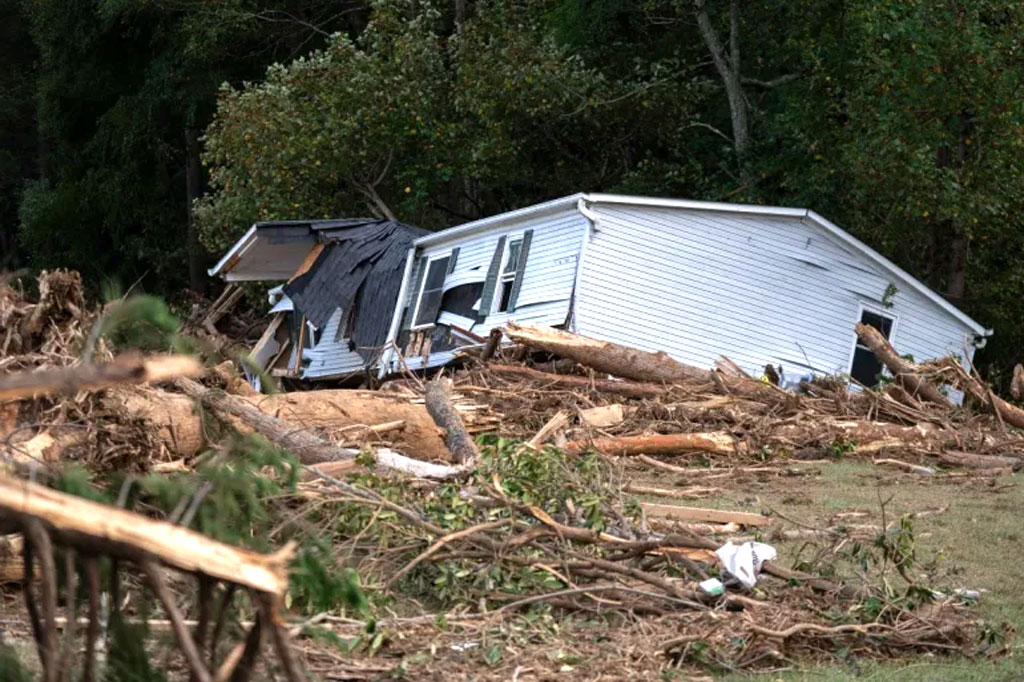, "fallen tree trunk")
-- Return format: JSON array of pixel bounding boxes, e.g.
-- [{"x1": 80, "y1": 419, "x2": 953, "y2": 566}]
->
[
  {"x1": 0, "y1": 354, "x2": 201, "y2": 402},
  {"x1": 854, "y1": 323, "x2": 949, "y2": 405},
  {"x1": 566, "y1": 432, "x2": 744, "y2": 456},
  {"x1": 424, "y1": 377, "x2": 479, "y2": 466},
  {"x1": 504, "y1": 322, "x2": 779, "y2": 401},
  {"x1": 172, "y1": 377, "x2": 342, "y2": 464},
  {"x1": 171, "y1": 378, "x2": 465, "y2": 479},
  {"x1": 936, "y1": 451, "x2": 1021, "y2": 471},
  {"x1": 770, "y1": 419, "x2": 980, "y2": 452},
  {"x1": 504, "y1": 322, "x2": 707, "y2": 384},
  {"x1": 106, "y1": 384, "x2": 453, "y2": 463},
  {"x1": 934, "y1": 357, "x2": 1024, "y2": 429},
  {"x1": 488, "y1": 363, "x2": 668, "y2": 399},
  {"x1": 0, "y1": 474, "x2": 291, "y2": 594},
  {"x1": 104, "y1": 386, "x2": 207, "y2": 459}
]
